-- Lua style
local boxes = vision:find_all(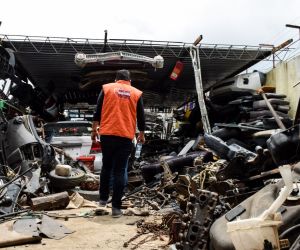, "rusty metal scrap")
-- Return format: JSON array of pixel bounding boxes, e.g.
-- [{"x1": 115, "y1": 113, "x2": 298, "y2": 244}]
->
[
  {"x1": 192, "y1": 160, "x2": 227, "y2": 189},
  {"x1": 141, "y1": 151, "x2": 213, "y2": 183},
  {"x1": 0, "y1": 72, "x2": 300, "y2": 250},
  {"x1": 123, "y1": 215, "x2": 173, "y2": 250},
  {"x1": 163, "y1": 212, "x2": 183, "y2": 244},
  {"x1": 176, "y1": 190, "x2": 218, "y2": 250}
]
